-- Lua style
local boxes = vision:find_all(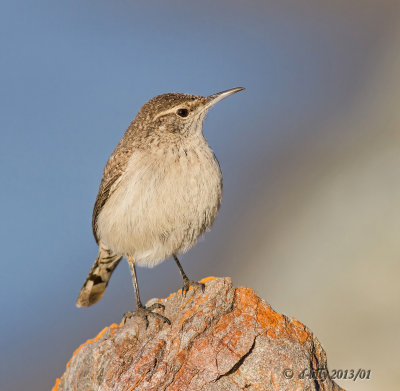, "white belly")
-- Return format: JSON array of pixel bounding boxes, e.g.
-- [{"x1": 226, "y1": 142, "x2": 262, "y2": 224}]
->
[{"x1": 97, "y1": 146, "x2": 222, "y2": 267}]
